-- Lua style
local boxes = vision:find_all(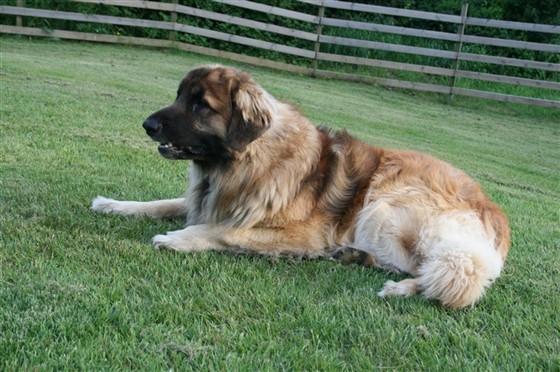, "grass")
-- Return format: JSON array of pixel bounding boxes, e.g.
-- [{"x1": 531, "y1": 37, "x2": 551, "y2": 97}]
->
[{"x1": 1, "y1": 36, "x2": 559, "y2": 370}]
